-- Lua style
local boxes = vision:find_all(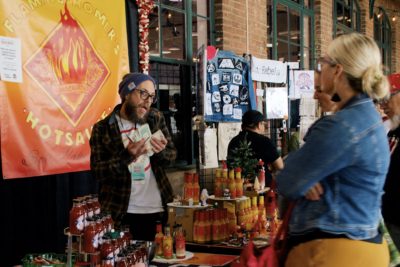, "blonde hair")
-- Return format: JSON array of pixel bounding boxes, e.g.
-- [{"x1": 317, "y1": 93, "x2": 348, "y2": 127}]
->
[{"x1": 327, "y1": 33, "x2": 389, "y2": 100}]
